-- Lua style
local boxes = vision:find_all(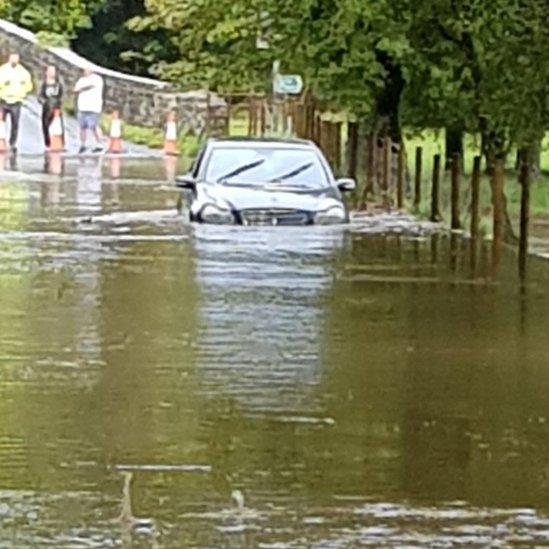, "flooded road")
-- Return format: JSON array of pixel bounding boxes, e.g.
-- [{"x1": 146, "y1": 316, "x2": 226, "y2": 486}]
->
[{"x1": 1, "y1": 158, "x2": 549, "y2": 547}]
